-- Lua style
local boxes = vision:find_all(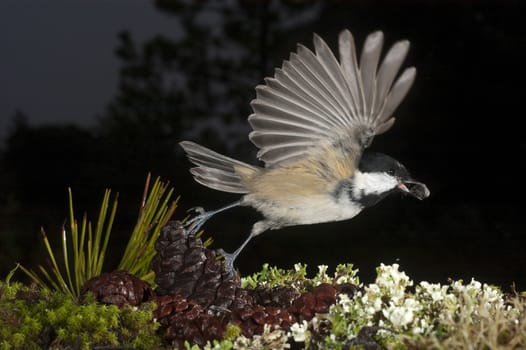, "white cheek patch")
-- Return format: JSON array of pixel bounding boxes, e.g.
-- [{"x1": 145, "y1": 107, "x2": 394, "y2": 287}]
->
[{"x1": 352, "y1": 171, "x2": 398, "y2": 198}]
